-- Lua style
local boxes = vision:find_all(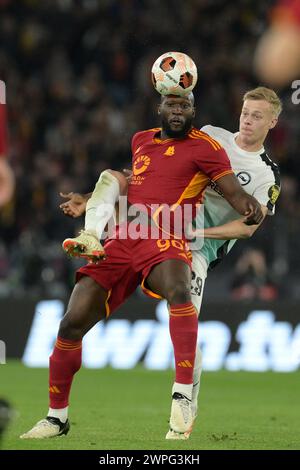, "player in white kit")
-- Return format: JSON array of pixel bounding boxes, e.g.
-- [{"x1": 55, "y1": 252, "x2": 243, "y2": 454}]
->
[{"x1": 181, "y1": 86, "x2": 282, "y2": 440}]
